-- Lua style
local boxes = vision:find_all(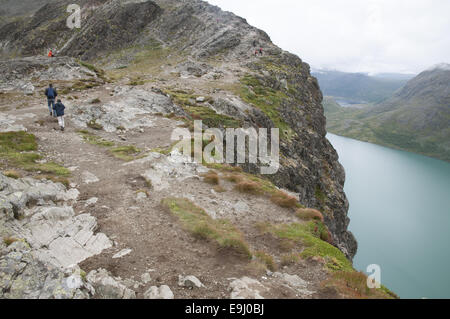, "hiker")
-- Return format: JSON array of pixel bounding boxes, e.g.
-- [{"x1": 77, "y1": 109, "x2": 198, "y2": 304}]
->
[
  {"x1": 254, "y1": 49, "x2": 258, "y2": 57},
  {"x1": 44, "y1": 84, "x2": 58, "y2": 117},
  {"x1": 259, "y1": 48, "x2": 263, "y2": 56},
  {"x1": 53, "y1": 99, "x2": 66, "y2": 131},
  {"x1": 48, "y1": 49, "x2": 54, "y2": 57}
]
